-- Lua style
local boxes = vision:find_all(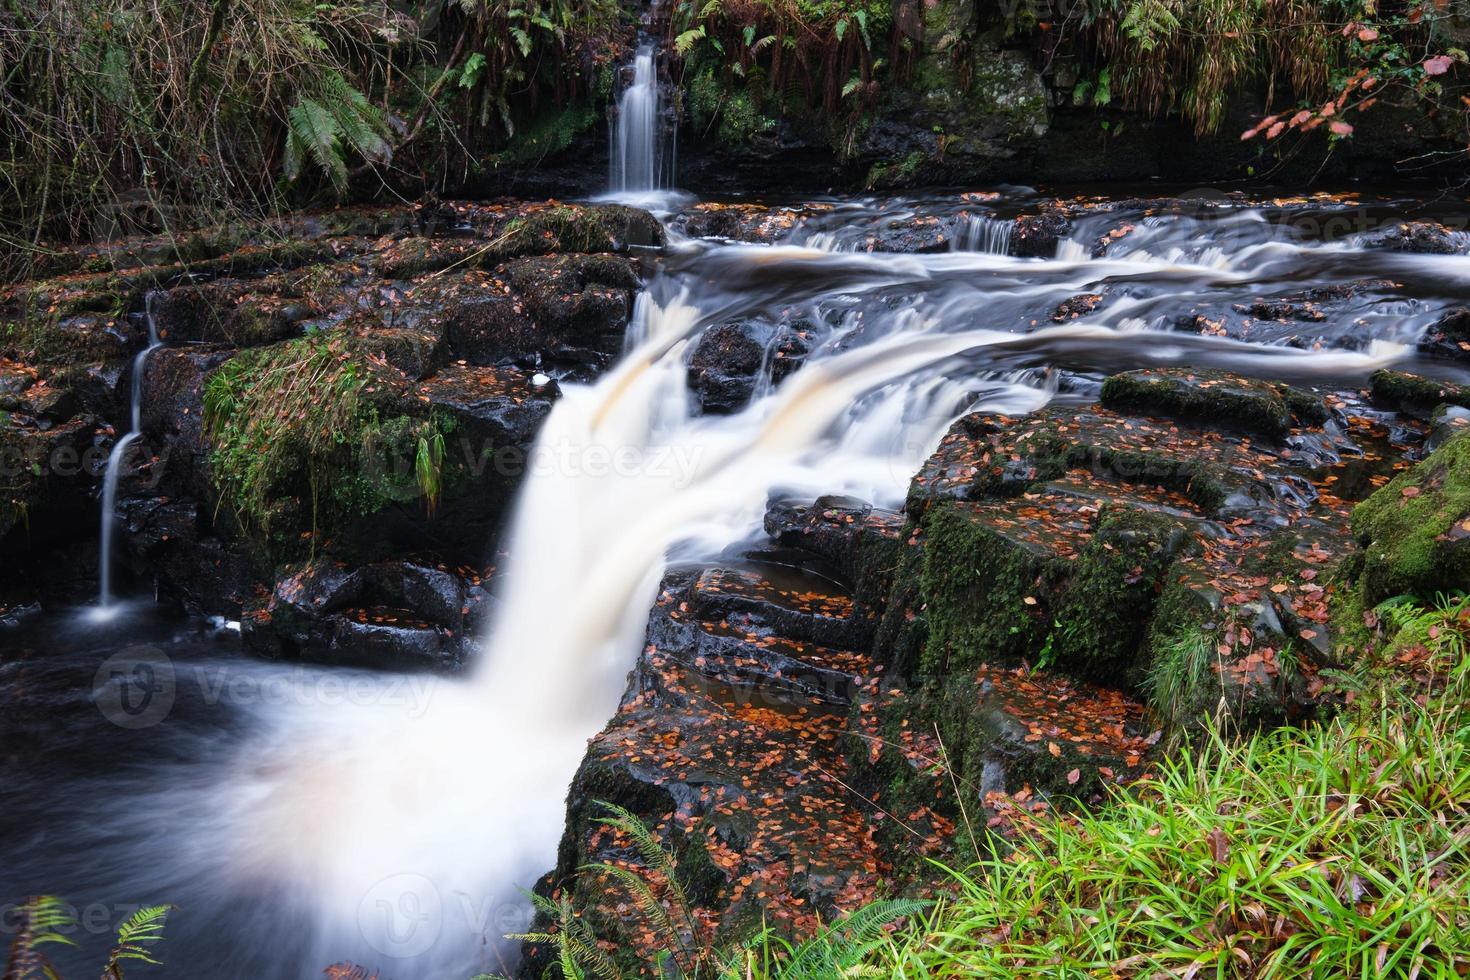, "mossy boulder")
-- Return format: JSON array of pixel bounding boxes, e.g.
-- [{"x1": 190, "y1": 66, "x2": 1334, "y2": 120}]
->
[
  {"x1": 1100, "y1": 368, "x2": 1318, "y2": 441},
  {"x1": 1351, "y1": 429, "x2": 1470, "y2": 604},
  {"x1": 1369, "y1": 369, "x2": 1470, "y2": 416}
]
